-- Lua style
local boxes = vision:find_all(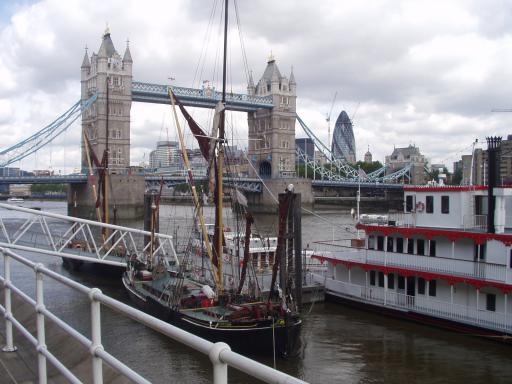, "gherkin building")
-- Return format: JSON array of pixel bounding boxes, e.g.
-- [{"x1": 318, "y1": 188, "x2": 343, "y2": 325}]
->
[{"x1": 331, "y1": 110, "x2": 356, "y2": 163}]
